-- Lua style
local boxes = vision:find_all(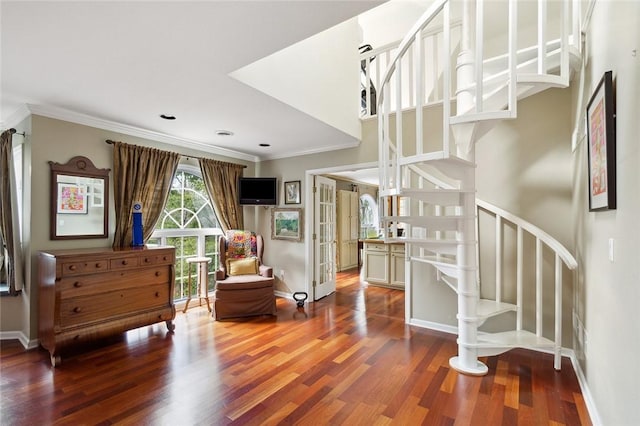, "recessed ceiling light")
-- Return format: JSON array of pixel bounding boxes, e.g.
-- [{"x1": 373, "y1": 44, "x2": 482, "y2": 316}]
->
[
  {"x1": 215, "y1": 130, "x2": 234, "y2": 136},
  {"x1": 160, "y1": 114, "x2": 176, "y2": 120},
  {"x1": 259, "y1": 143, "x2": 270, "y2": 147}
]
